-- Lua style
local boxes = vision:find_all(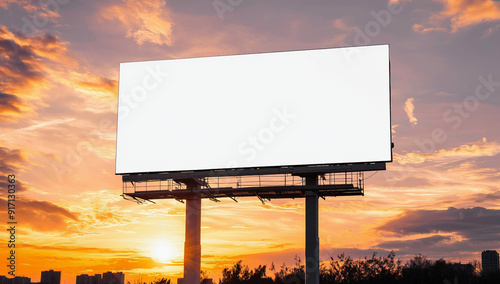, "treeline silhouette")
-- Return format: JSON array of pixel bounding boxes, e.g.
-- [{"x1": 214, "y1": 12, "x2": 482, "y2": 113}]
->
[{"x1": 218, "y1": 252, "x2": 500, "y2": 284}]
